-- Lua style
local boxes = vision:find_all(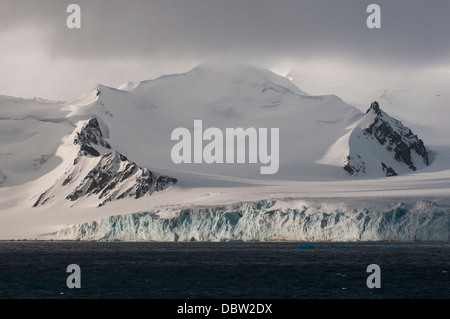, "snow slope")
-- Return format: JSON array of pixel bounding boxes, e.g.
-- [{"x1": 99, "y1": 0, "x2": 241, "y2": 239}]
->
[
  {"x1": 0, "y1": 96, "x2": 73, "y2": 186},
  {"x1": 0, "y1": 62, "x2": 449, "y2": 241},
  {"x1": 32, "y1": 117, "x2": 177, "y2": 209},
  {"x1": 64, "y1": 63, "x2": 368, "y2": 183},
  {"x1": 288, "y1": 66, "x2": 450, "y2": 149}
]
